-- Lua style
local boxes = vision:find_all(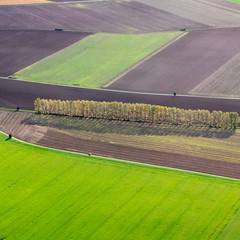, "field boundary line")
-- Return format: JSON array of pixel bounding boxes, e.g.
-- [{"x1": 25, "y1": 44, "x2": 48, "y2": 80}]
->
[
  {"x1": 2, "y1": 77, "x2": 240, "y2": 101},
  {"x1": 189, "y1": 52, "x2": 240, "y2": 95},
  {"x1": 1, "y1": 129, "x2": 239, "y2": 181},
  {"x1": 102, "y1": 32, "x2": 188, "y2": 88}
]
